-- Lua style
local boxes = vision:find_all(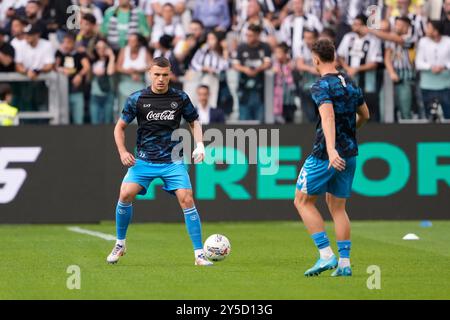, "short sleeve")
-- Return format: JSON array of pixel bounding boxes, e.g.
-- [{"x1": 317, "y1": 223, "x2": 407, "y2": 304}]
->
[
  {"x1": 337, "y1": 34, "x2": 349, "y2": 59},
  {"x1": 310, "y1": 80, "x2": 332, "y2": 108},
  {"x1": 356, "y1": 86, "x2": 365, "y2": 107},
  {"x1": 263, "y1": 43, "x2": 272, "y2": 60},
  {"x1": 367, "y1": 38, "x2": 383, "y2": 63},
  {"x1": 232, "y1": 45, "x2": 244, "y2": 65},
  {"x1": 121, "y1": 91, "x2": 140, "y2": 123},
  {"x1": 181, "y1": 92, "x2": 199, "y2": 123}
]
